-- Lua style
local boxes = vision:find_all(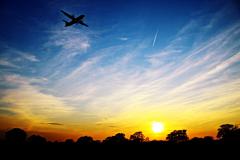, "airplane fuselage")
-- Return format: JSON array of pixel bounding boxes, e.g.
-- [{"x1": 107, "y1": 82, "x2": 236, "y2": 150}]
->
[
  {"x1": 61, "y1": 10, "x2": 88, "y2": 27},
  {"x1": 65, "y1": 19, "x2": 82, "y2": 27}
]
